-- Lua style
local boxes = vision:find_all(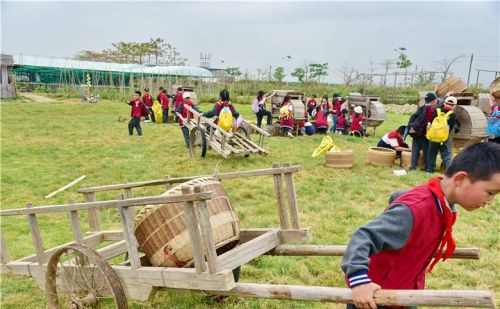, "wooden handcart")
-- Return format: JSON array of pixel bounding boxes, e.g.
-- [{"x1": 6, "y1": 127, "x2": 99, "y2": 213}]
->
[
  {"x1": 177, "y1": 104, "x2": 271, "y2": 158},
  {"x1": 0, "y1": 164, "x2": 495, "y2": 308}
]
